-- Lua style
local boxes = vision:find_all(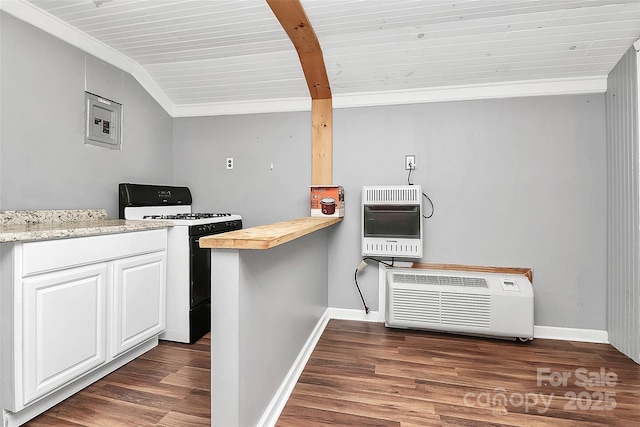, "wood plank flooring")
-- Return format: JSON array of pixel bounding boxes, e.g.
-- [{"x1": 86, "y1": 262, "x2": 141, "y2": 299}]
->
[
  {"x1": 23, "y1": 320, "x2": 640, "y2": 426},
  {"x1": 24, "y1": 335, "x2": 211, "y2": 427},
  {"x1": 277, "y1": 320, "x2": 640, "y2": 427}
]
